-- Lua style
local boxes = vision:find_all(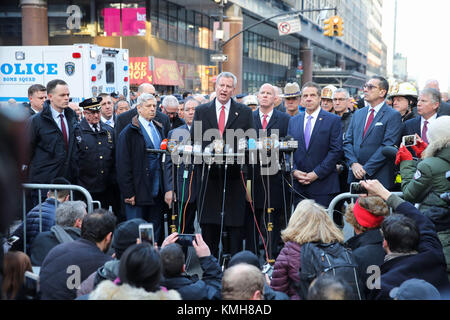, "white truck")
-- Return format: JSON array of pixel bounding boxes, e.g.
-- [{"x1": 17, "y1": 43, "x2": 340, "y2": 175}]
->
[{"x1": 0, "y1": 44, "x2": 130, "y2": 103}]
